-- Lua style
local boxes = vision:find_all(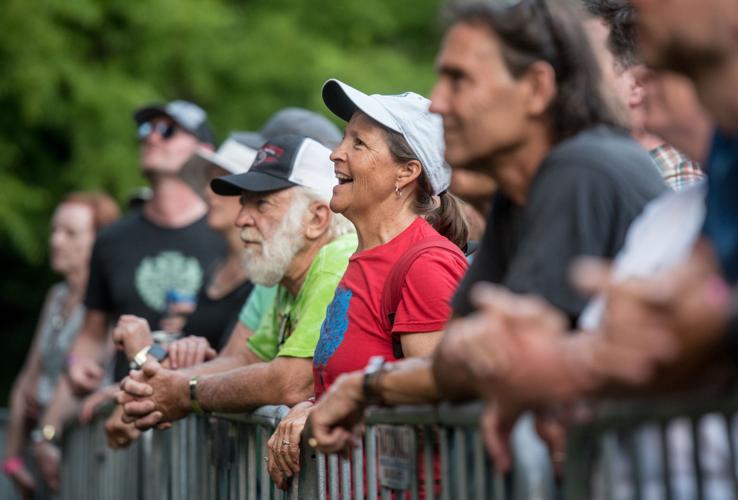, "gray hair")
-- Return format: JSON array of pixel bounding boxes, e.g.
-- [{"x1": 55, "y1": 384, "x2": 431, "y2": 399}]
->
[{"x1": 292, "y1": 186, "x2": 355, "y2": 238}]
